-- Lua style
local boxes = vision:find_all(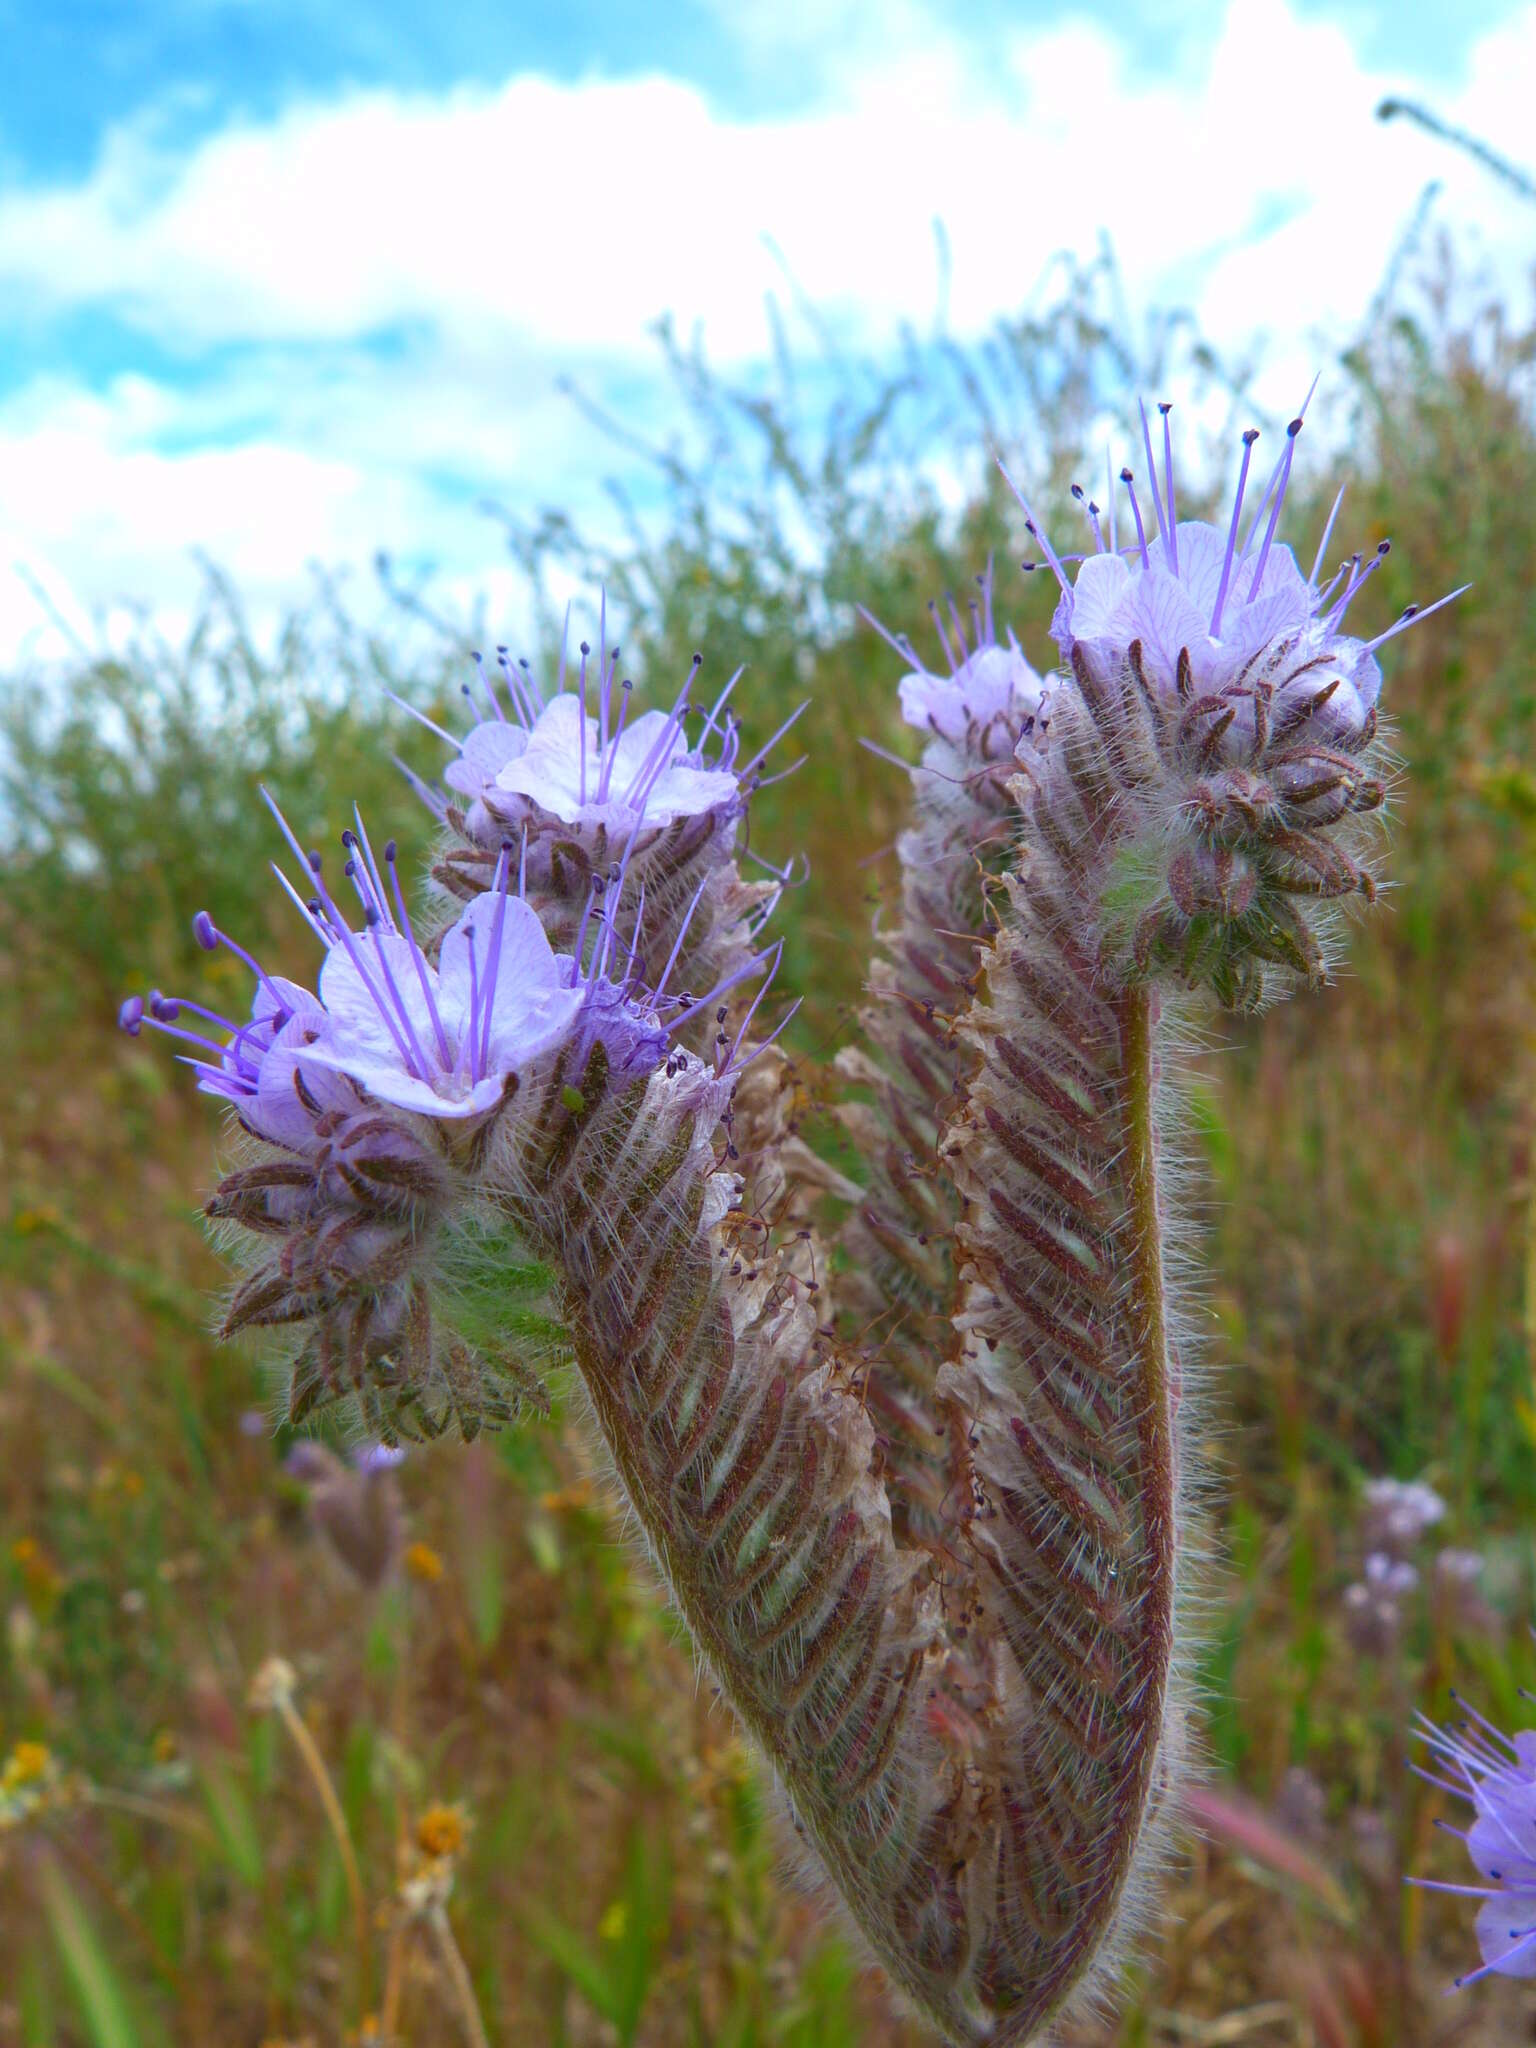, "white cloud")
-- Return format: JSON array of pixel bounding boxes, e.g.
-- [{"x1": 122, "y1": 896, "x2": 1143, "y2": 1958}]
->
[{"x1": 0, "y1": 0, "x2": 1532, "y2": 665}]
